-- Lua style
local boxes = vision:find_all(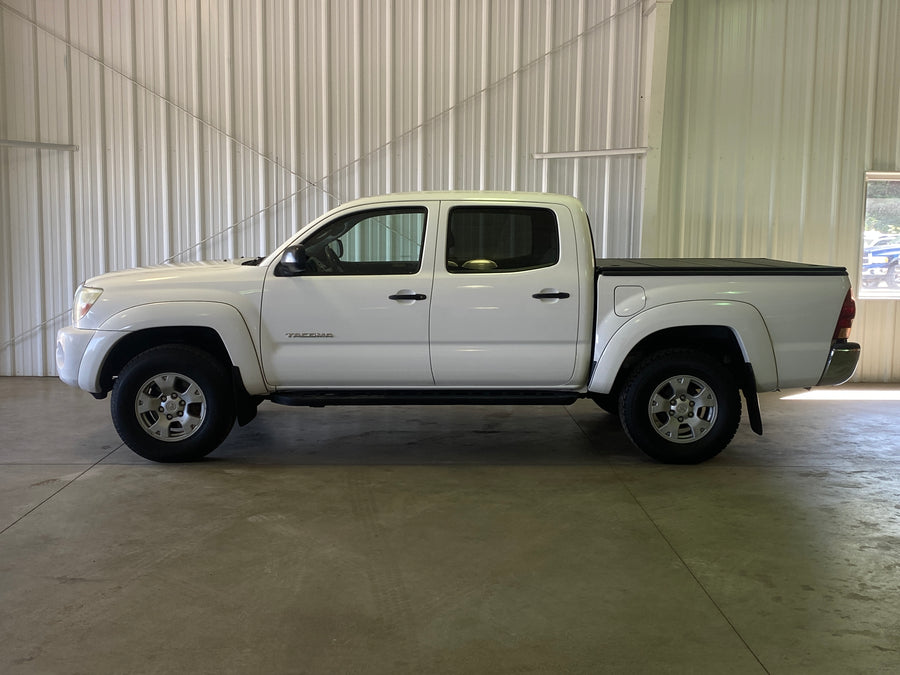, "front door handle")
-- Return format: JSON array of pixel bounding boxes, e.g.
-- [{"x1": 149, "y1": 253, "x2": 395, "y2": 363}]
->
[
  {"x1": 389, "y1": 292, "x2": 427, "y2": 301},
  {"x1": 532, "y1": 291, "x2": 570, "y2": 300}
]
